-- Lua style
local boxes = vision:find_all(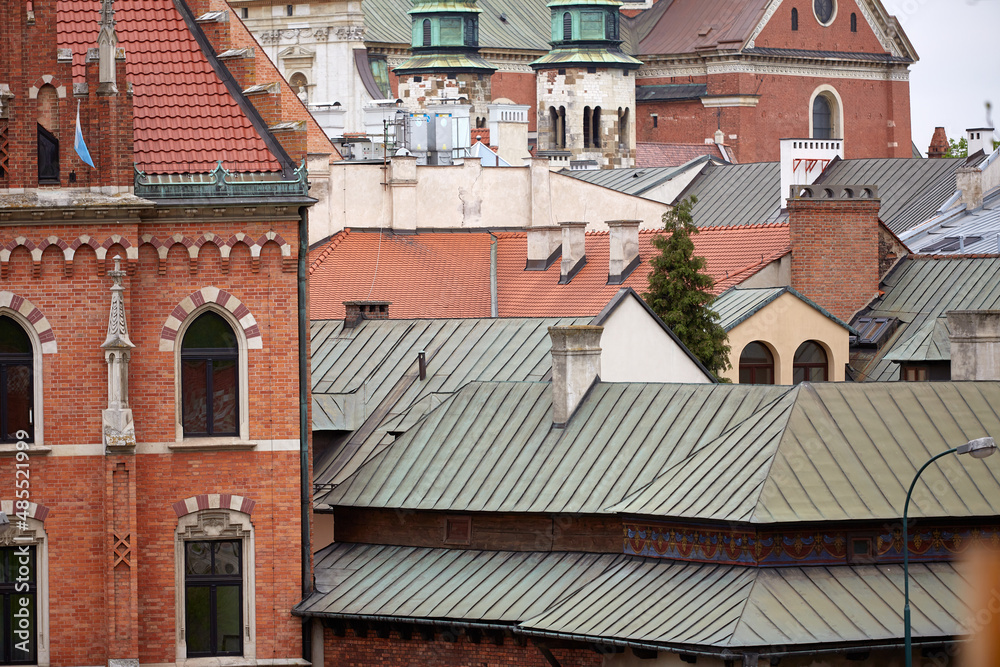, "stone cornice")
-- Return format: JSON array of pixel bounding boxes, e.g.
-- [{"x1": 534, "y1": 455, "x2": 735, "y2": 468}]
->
[{"x1": 638, "y1": 51, "x2": 910, "y2": 82}]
